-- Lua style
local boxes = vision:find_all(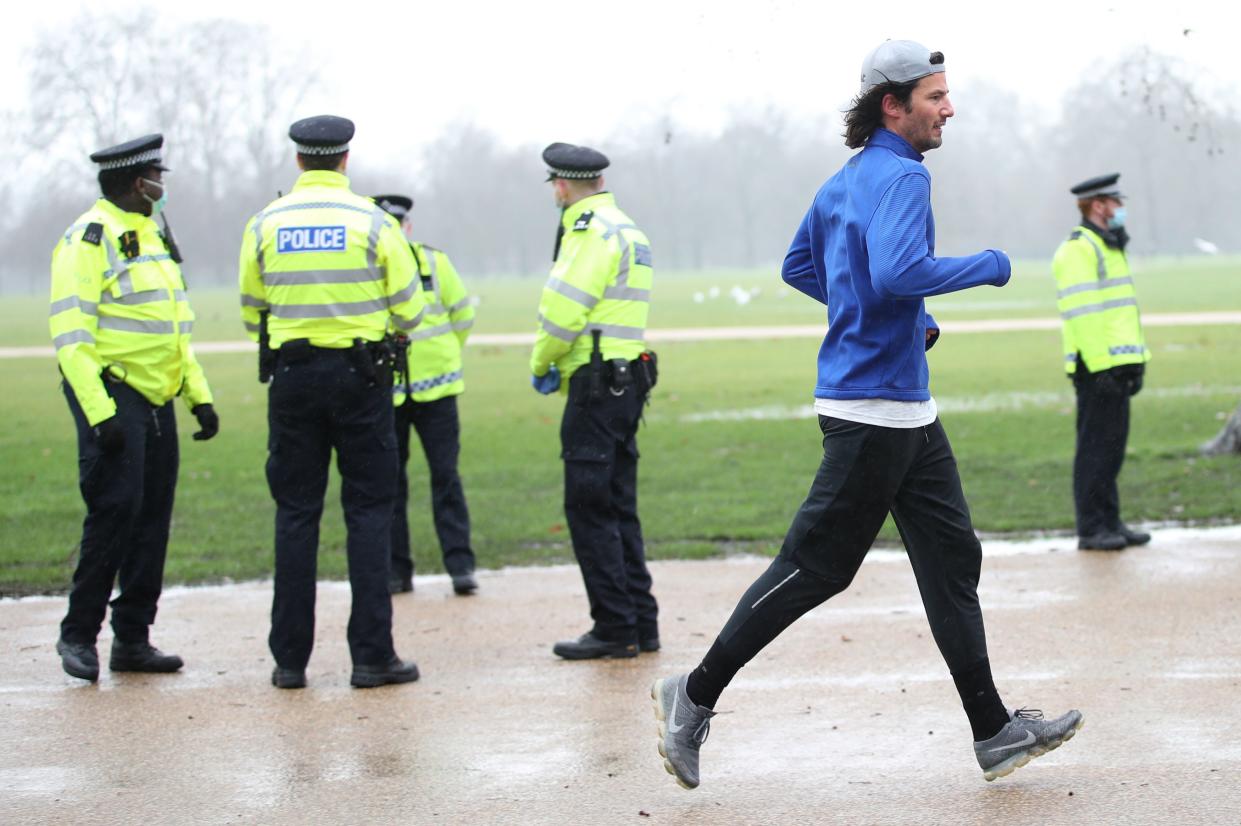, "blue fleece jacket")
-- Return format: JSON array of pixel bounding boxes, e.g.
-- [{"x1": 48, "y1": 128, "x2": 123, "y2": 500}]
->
[{"x1": 782, "y1": 128, "x2": 1011, "y2": 401}]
